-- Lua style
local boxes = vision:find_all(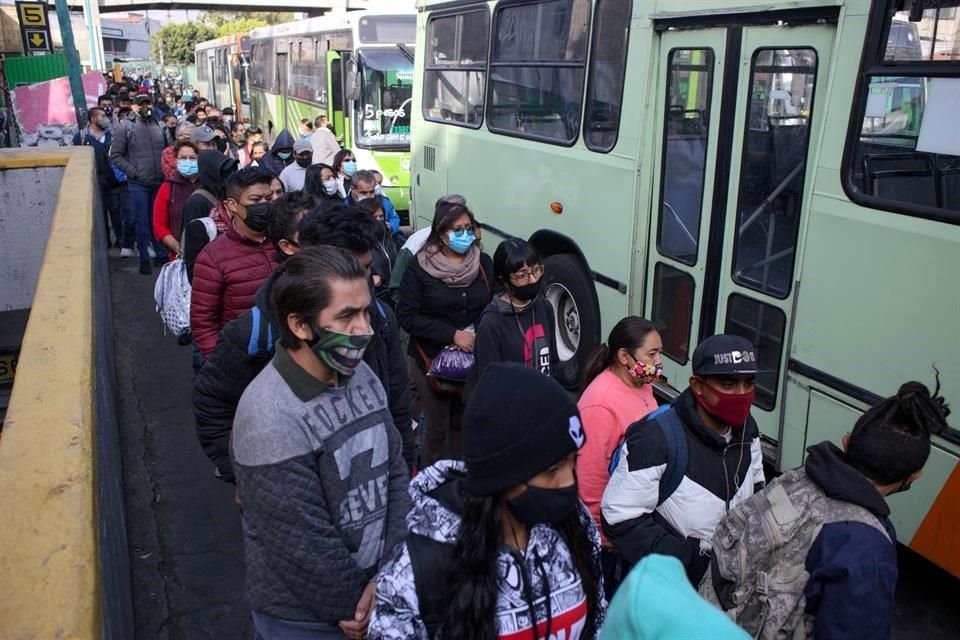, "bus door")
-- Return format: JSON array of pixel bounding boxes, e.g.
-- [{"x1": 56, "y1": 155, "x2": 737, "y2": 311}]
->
[
  {"x1": 326, "y1": 51, "x2": 351, "y2": 149},
  {"x1": 276, "y1": 52, "x2": 289, "y2": 133},
  {"x1": 644, "y1": 29, "x2": 727, "y2": 394},
  {"x1": 646, "y1": 23, "x2": 834, "y2": 444}
]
